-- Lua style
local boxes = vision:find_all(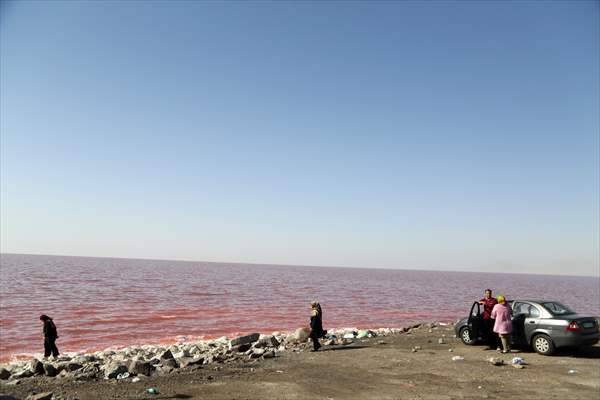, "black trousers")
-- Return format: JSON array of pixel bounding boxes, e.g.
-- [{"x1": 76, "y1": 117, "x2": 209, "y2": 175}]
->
[
  {"x1": 44, "y1": 337, "x2": 59, "y2": 357},
  {"x1": 484, "y1": 319, "x2": 499, "y2": 348},
  {"x1": 309, "y1": 331, "x2": 322, "y2": 351}
]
